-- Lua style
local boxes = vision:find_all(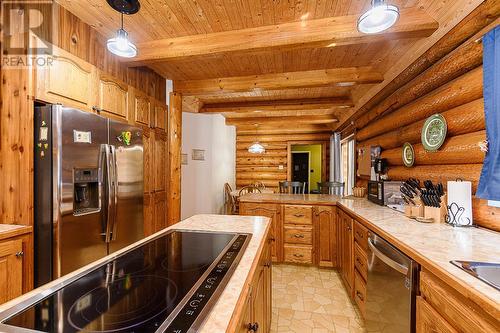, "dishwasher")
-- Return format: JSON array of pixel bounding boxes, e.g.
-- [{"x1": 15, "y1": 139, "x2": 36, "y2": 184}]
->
[{"x1": 366, "y1": 232, "x2": 418, "y2": 333}]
